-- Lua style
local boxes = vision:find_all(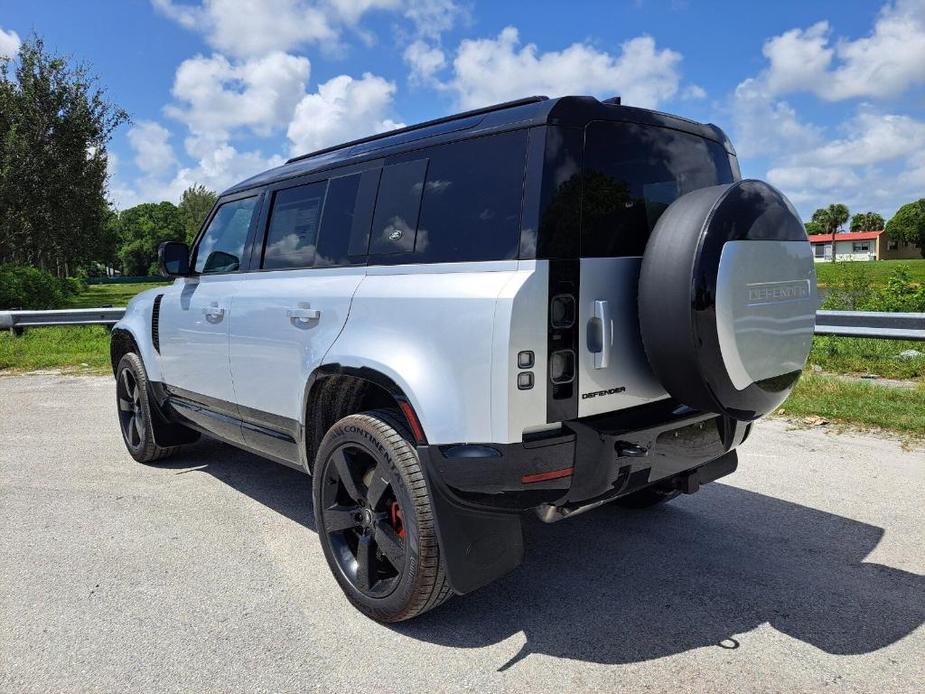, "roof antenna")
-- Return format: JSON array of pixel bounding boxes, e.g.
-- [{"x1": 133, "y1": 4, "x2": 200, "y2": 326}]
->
[{"x1": 602, "y1": 96, "x2": 622, "y2": 105}]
